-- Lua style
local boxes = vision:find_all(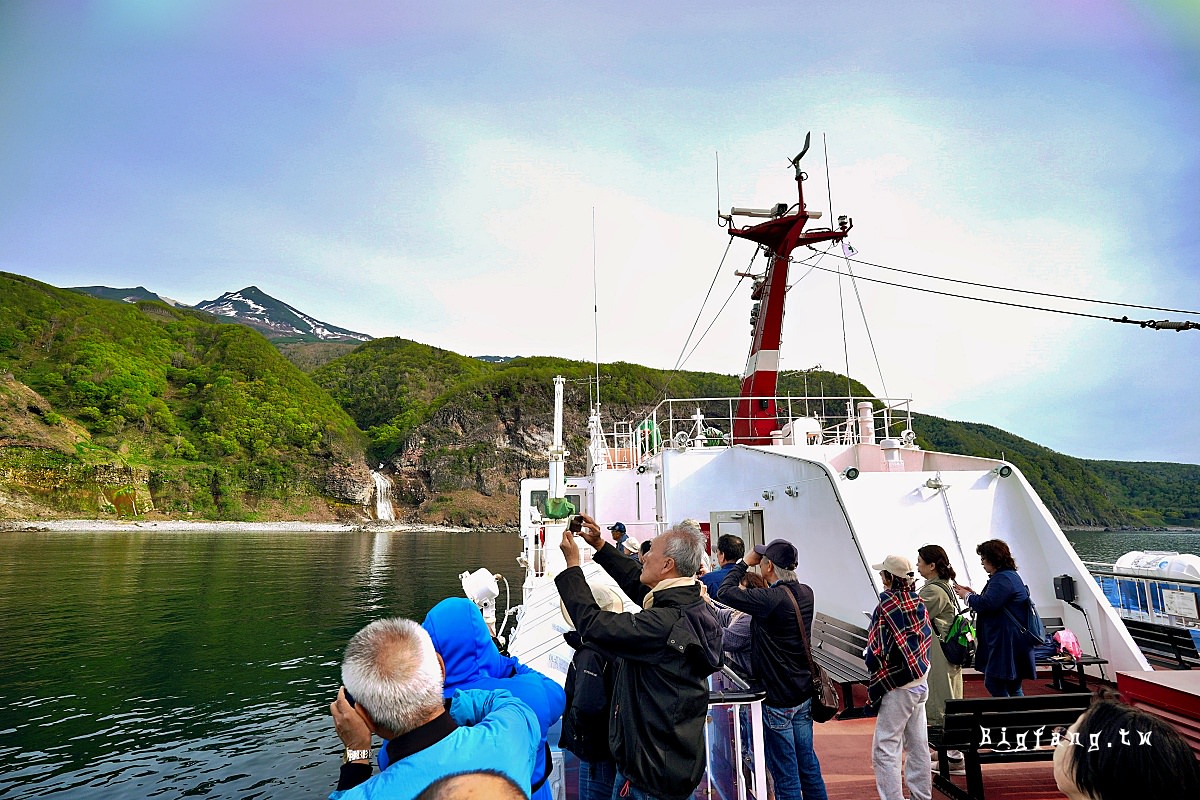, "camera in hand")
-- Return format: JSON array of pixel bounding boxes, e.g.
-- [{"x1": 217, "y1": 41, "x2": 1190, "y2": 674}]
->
[{"x1": 568, "y1": 515, "x2": 583, "y2": 533}]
